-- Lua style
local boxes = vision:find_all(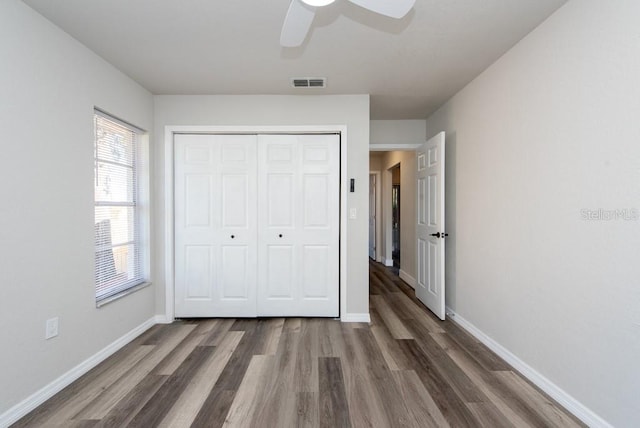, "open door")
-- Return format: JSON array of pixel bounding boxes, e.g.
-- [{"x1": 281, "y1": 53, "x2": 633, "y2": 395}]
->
[{"x1": 416, "y1": 132, "x2": 446, "y2": 320}]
